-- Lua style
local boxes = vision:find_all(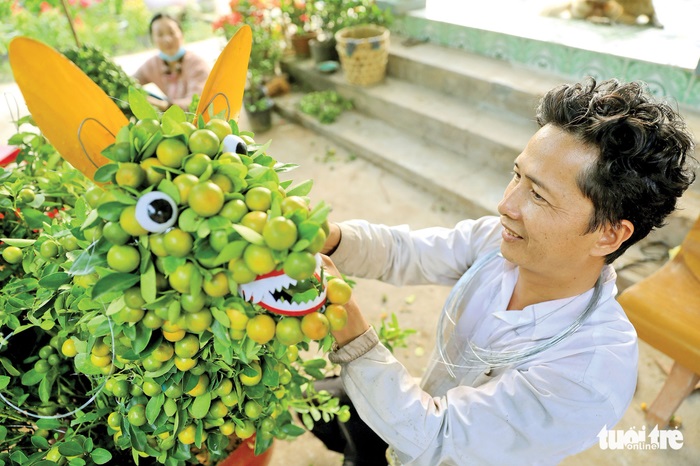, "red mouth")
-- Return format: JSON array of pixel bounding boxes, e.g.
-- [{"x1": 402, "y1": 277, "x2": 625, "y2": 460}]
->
[{"x1": 238, "y1": 260, "x2": 327, "y2": 316}]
